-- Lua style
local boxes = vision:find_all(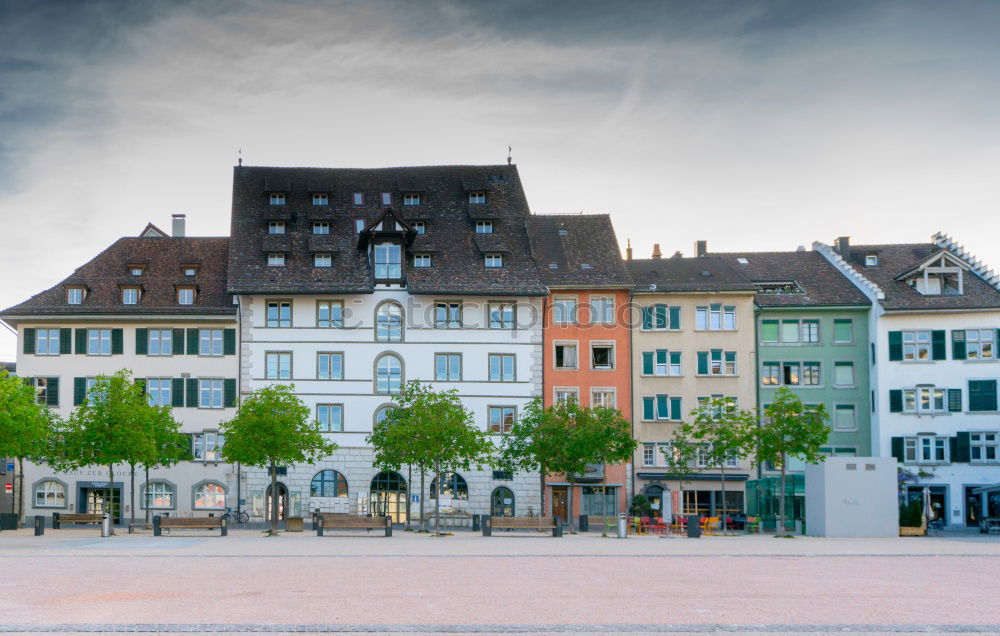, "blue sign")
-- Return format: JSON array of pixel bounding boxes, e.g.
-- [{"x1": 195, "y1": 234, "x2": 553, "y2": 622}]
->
[
  {"x1": 411, "y1": 494, "x2": 420, "y2": 503},
  {"x1": 5, "y1": 463, "x2": 13, "y2": 472}
]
